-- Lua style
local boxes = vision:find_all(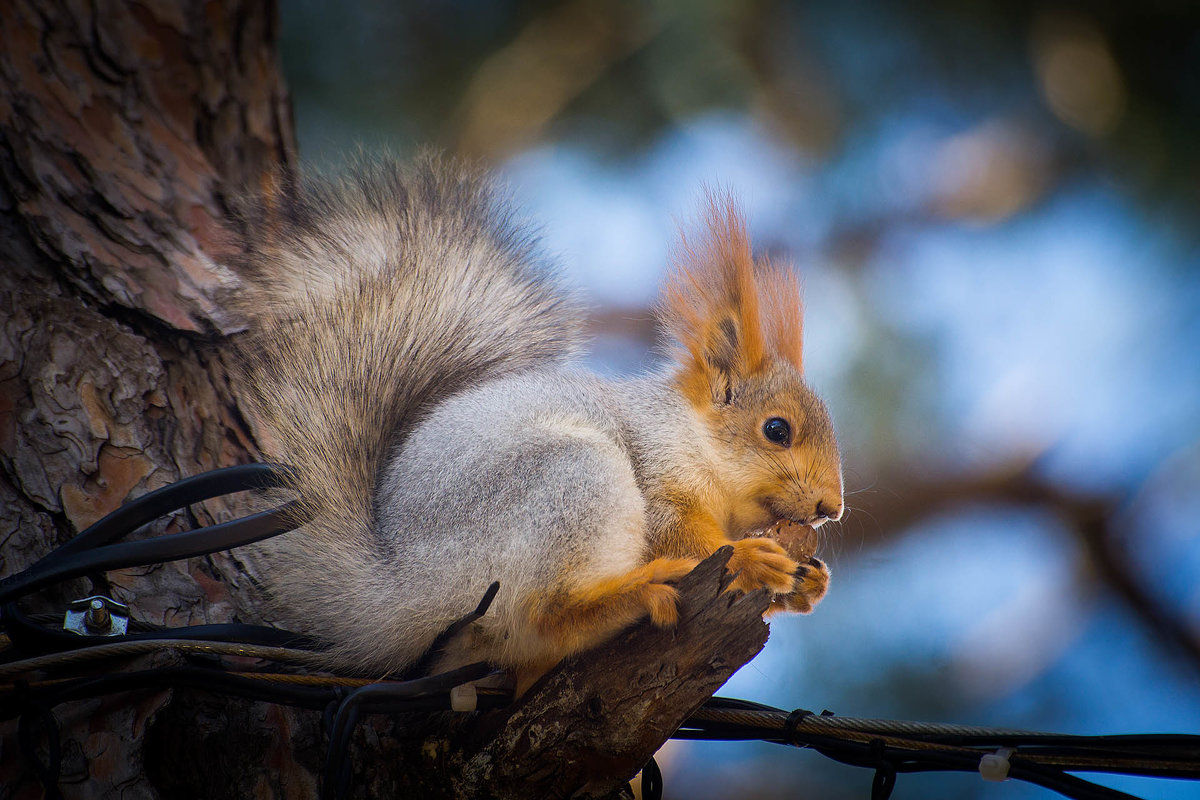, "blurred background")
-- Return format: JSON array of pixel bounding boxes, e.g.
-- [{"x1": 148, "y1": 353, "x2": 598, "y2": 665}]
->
[{"x1": 277, "y1": 1, "x2": 1200, "y2": 797}]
